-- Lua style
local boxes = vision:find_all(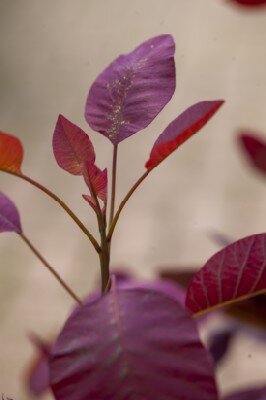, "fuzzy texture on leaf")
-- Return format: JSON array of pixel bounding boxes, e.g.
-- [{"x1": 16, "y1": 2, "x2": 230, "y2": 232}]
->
[
  {"x1": 145, "y1": 100, "x2": 224, "y2": 170},
  {"x1": 50, "y1": 282, "x2": 217, "y2": 400},
  {"x1": 222, "y1": 386, "x2": 266, "y2": 400},
  {"x1": 85, "y1": 35, "x2": 176, "y2": 144},
  {"x1": 186, "y1": 233, "x2": 266, "y2": 314},
  {"x1": 53, "y1": 115, "x2": 95, "y2": 175},
  {"x1": 0, "y1": 131, "x2": 23, "y2": 173},
  {"x1": 0, "y1": 191, "x2": 22, "y2": 233},
  {"x1": 238, "y1": 132, "x2": 266, "y2": 175}
]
